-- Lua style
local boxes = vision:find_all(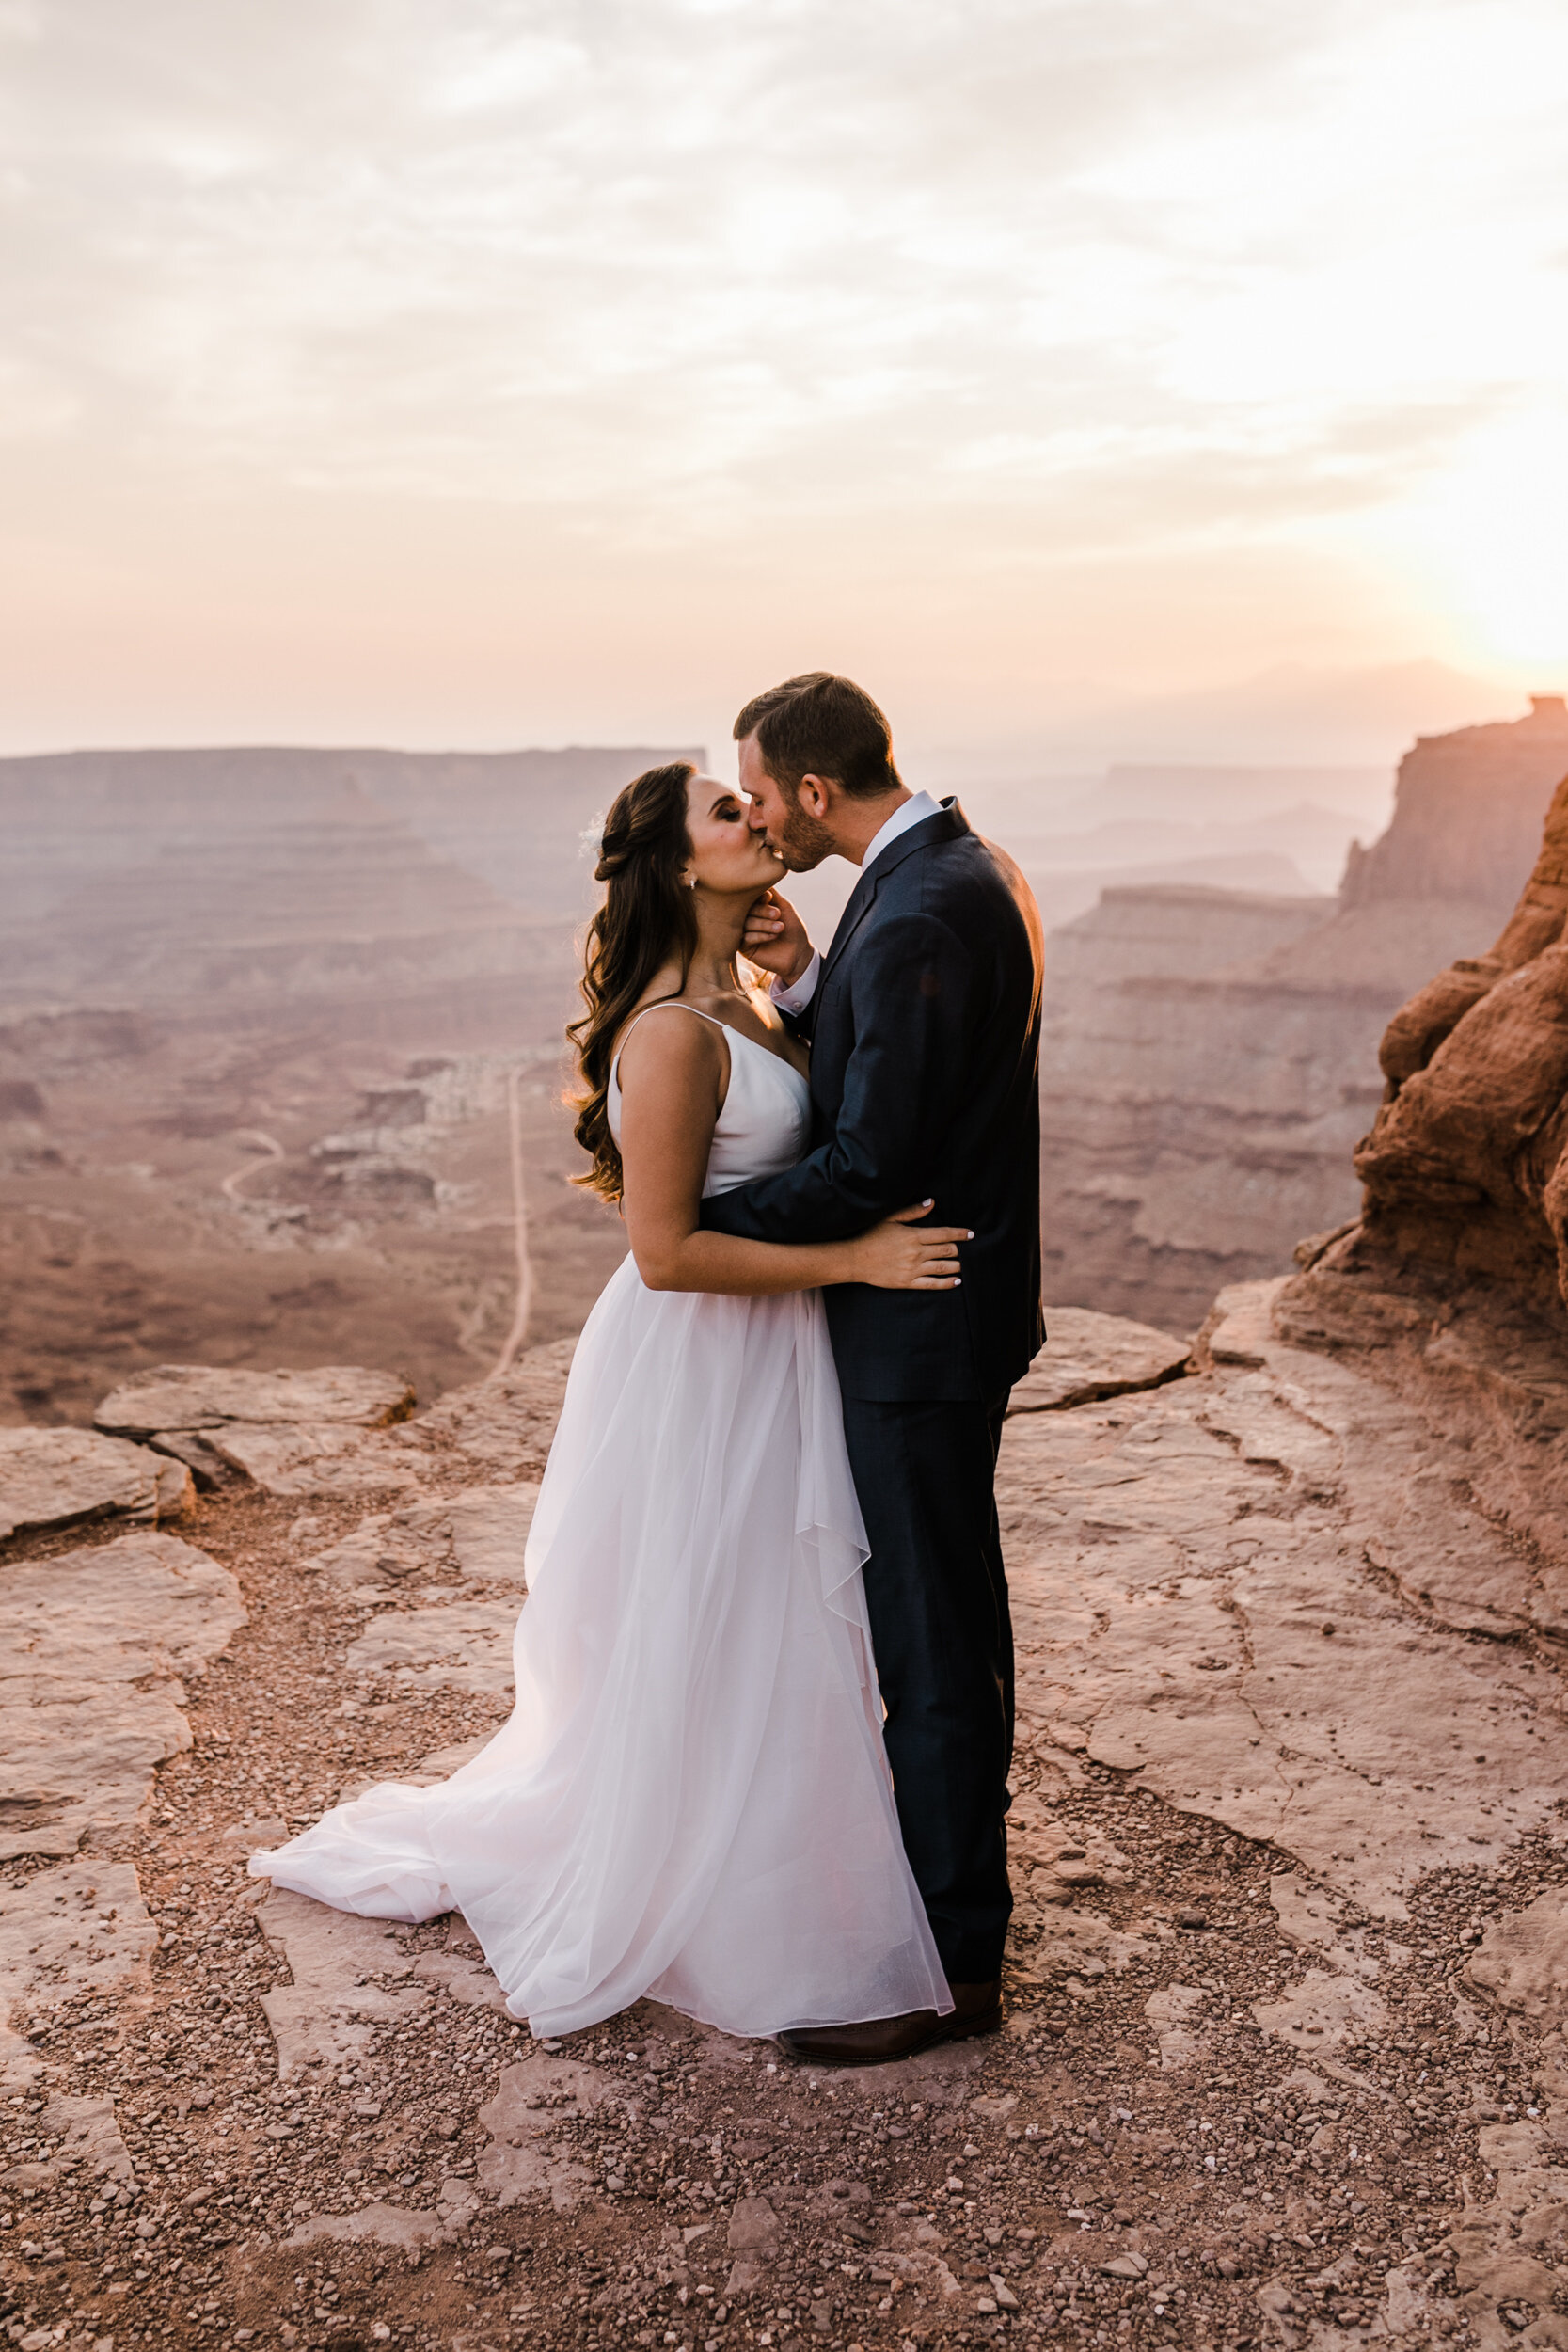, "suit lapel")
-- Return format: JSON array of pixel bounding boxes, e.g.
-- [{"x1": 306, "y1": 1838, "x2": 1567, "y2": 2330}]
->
[
  {"x1": 818, "y1": 801, "x2": 970, "y2": 985},
  {"x1": 821, "y1": 866, "x2": 882, "y2": 983}
]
